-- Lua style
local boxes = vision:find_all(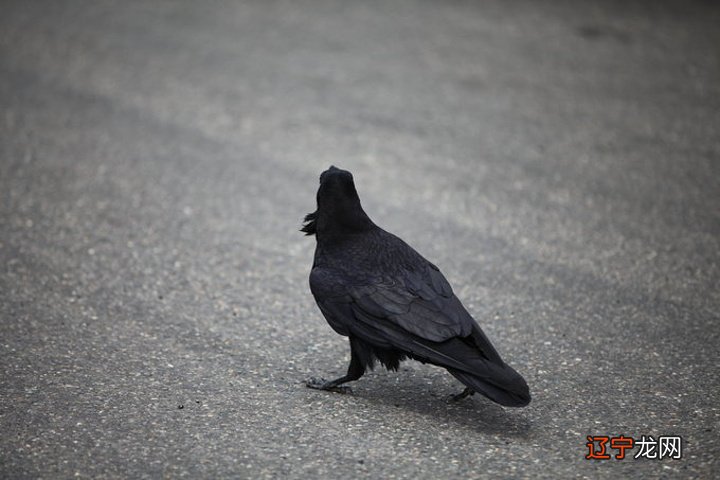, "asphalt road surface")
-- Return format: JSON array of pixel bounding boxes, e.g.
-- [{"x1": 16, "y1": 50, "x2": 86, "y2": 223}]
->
[{"x1": 1, "y1": 0, "x2": 719, "y2": 478}]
